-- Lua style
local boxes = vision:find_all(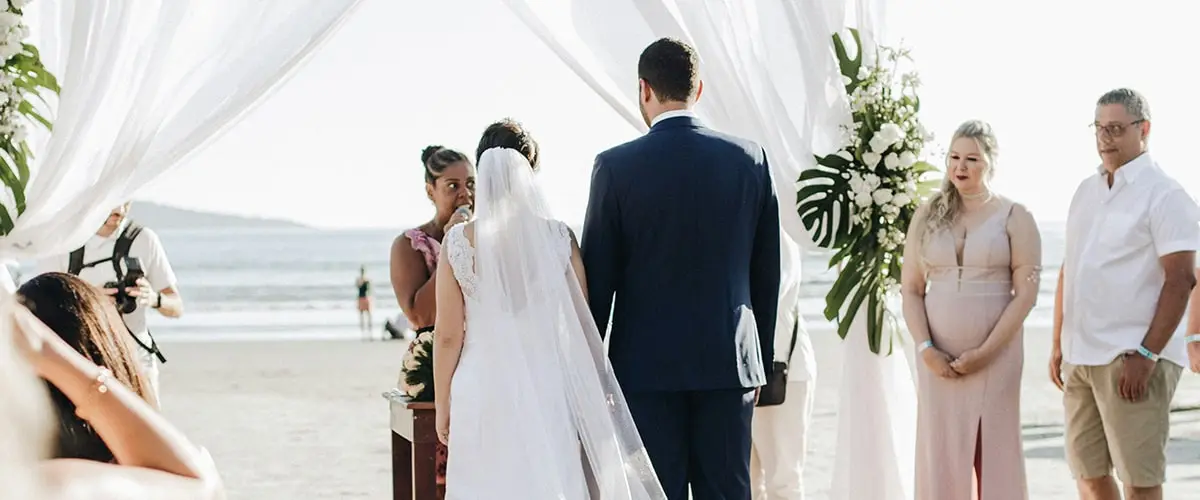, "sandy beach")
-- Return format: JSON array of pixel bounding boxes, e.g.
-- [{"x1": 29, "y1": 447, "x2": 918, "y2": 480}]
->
[{"x1": 159, "y1": 327, "x2": 1200, "y2": 500}]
